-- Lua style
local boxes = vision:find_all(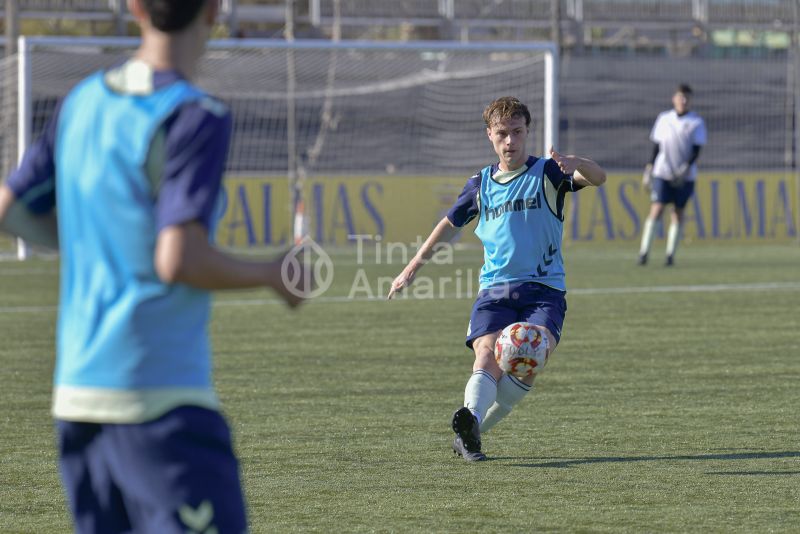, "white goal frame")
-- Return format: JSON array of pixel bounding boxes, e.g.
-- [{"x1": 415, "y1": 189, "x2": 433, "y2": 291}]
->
[{"x1": 14, "y1": 36, "x2": 559, "y2": 259}]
